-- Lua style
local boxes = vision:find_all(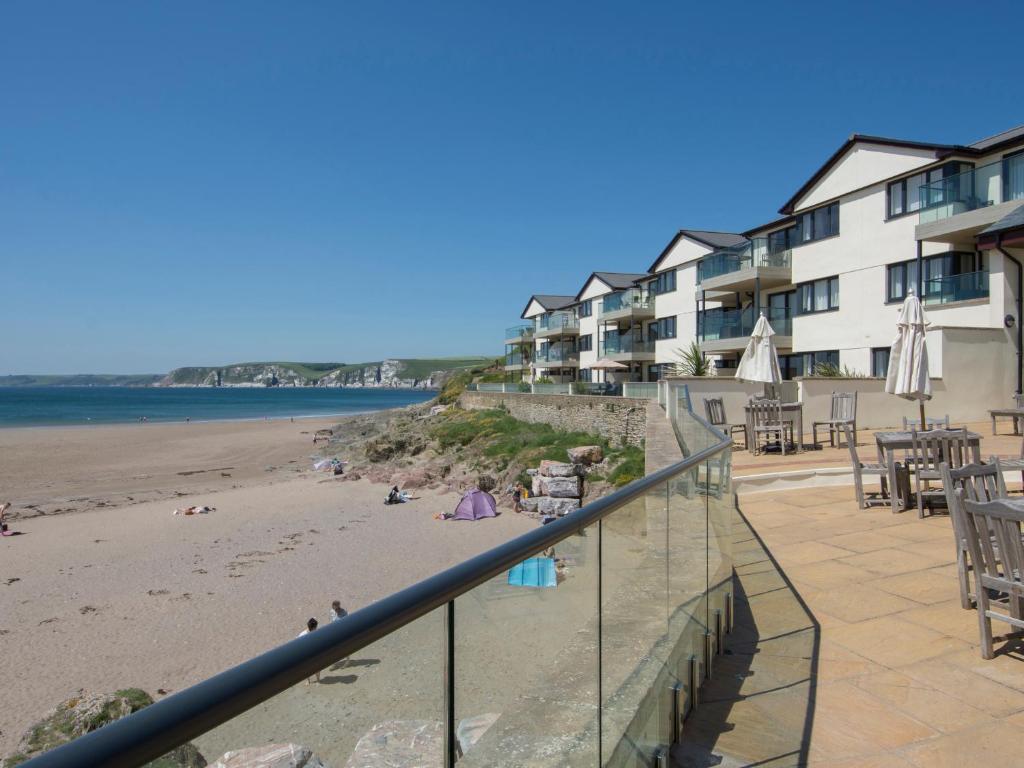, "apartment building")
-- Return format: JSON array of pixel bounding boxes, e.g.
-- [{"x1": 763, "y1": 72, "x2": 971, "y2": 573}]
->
[{"x1": 506, "y1": 124, "x2": 1024, "y2": 401}]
